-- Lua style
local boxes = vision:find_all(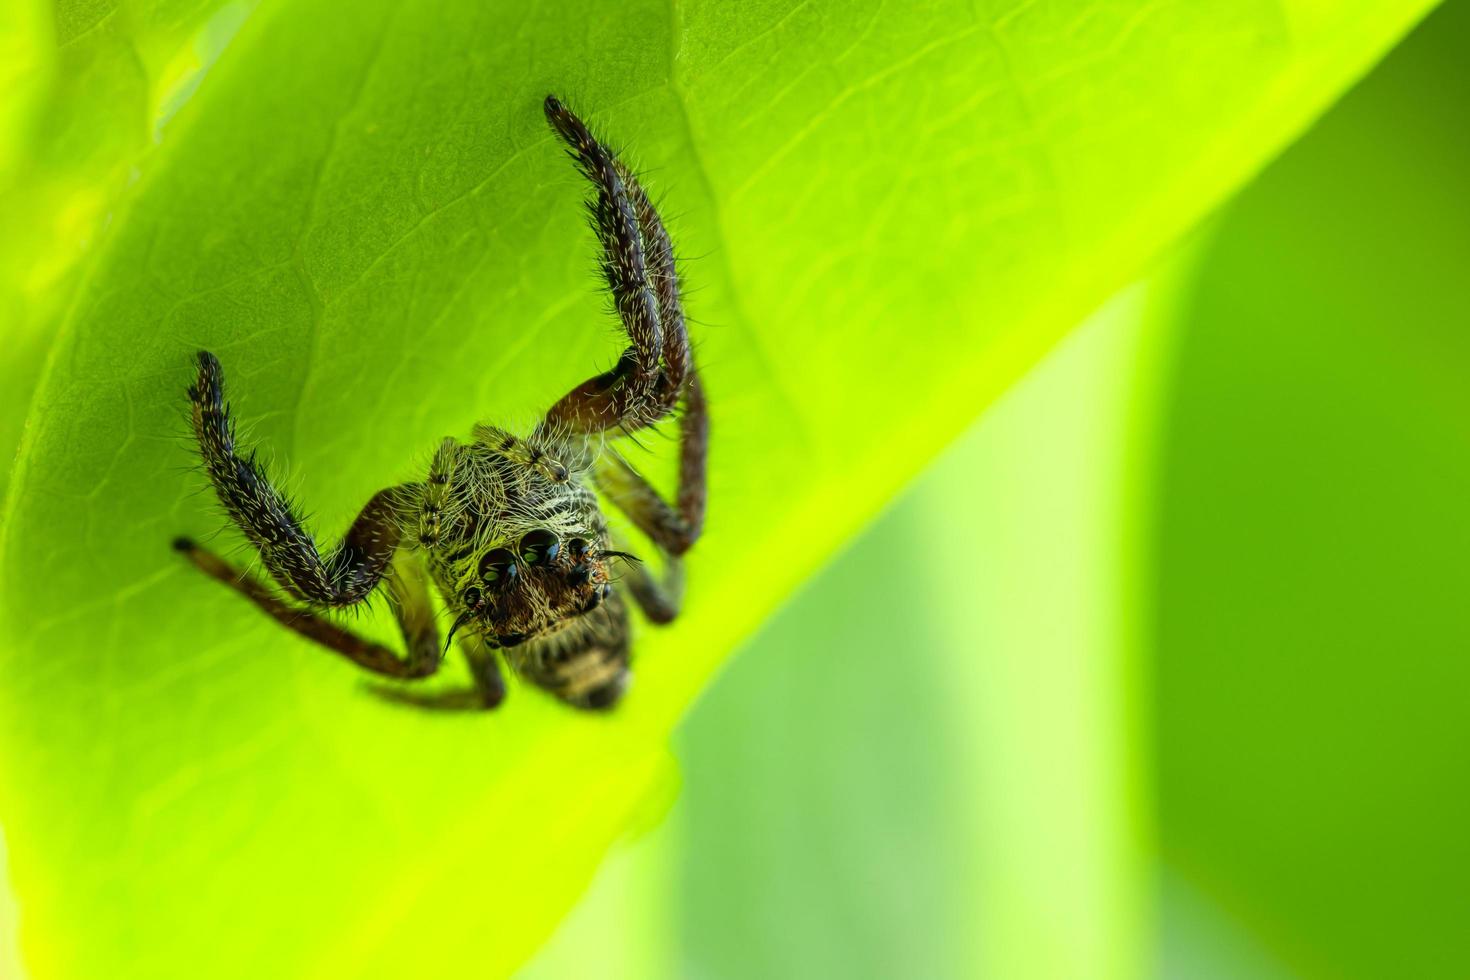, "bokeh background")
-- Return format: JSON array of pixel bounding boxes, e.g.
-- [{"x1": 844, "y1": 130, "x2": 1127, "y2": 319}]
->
[{"x1": 522, "y1": 3, "x2": 1470, "y2": 976}]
